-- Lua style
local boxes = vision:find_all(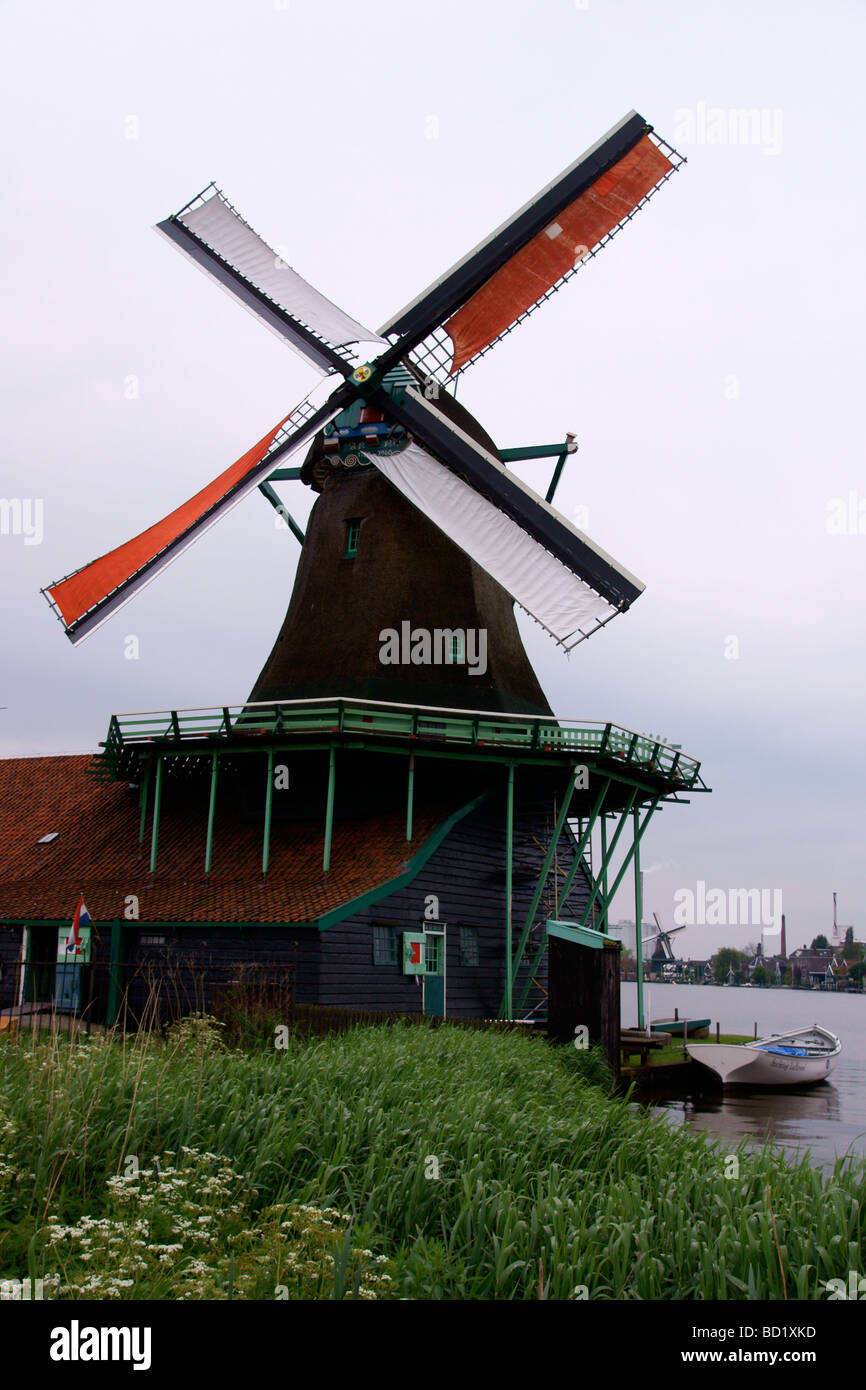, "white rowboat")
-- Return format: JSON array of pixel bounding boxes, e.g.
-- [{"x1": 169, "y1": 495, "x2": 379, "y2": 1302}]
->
[{"x1": 687, "y1": 1025, "x2": 841, "y2": 1087}]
